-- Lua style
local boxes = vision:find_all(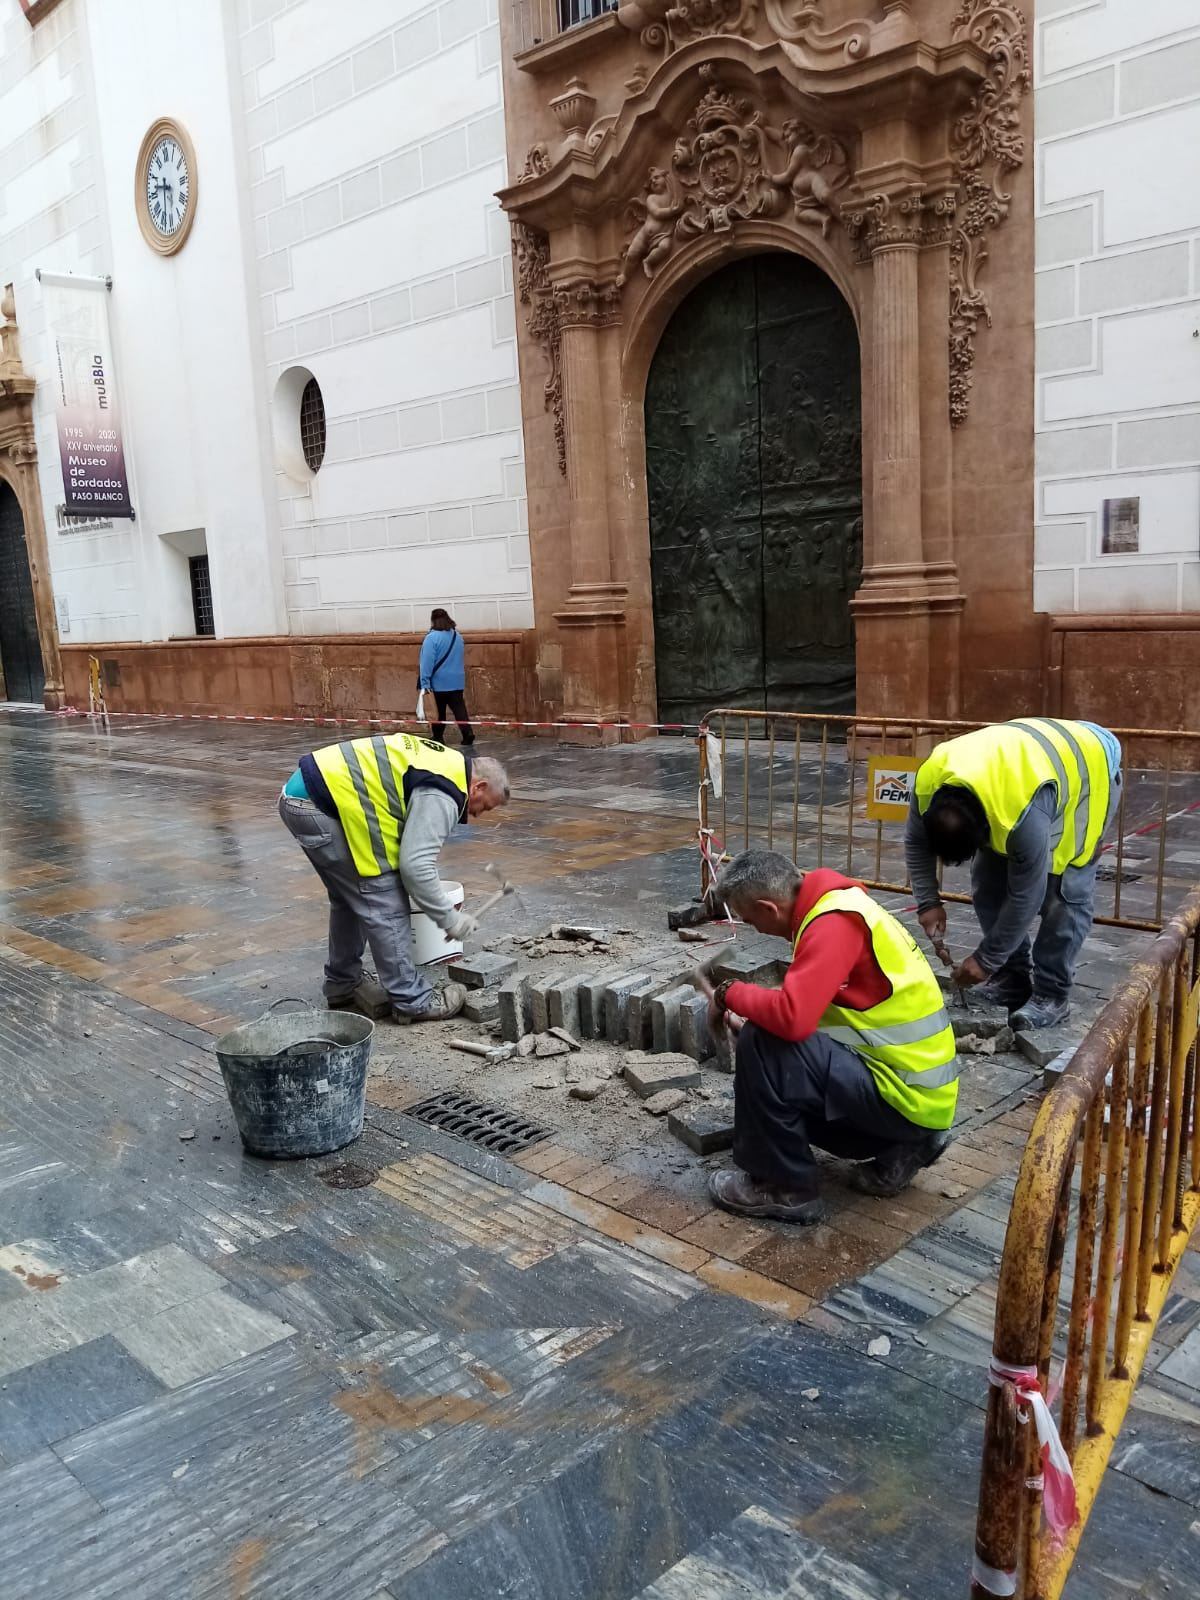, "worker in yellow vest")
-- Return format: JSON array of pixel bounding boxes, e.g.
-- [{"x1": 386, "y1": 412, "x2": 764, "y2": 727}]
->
[
  {"x1": 907, "y1": 718, "x2": 1122, "y2": 1030},
  {"x1": 279, "y1": 733, "x2": 510, "y2": 1023},
  {"x1": 700, "y1": 849, "x2": 957, "y2": 1223}
]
